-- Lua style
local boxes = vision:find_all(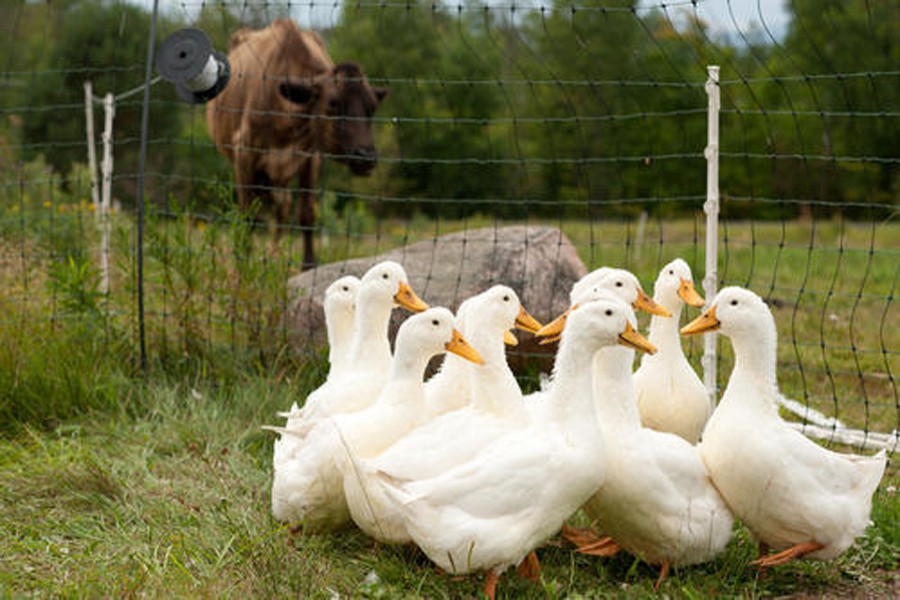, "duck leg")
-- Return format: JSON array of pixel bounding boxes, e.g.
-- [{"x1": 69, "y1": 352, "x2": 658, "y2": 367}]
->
[
  {"x1": 577, "y1": 536, "x2": 621, "y2": 557},
  {"x1": 516, "y1": 551, "x2": 541, "y2": 582},
  {"x1": 751, "y1": 542, "x2": 825, "y2": 568},
  {"x1": 484, "y1": 568, "x2": 499, "y2": 600},
  {"x1": 653, "y1": 561, "x2": 670, "y2": 590}
]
